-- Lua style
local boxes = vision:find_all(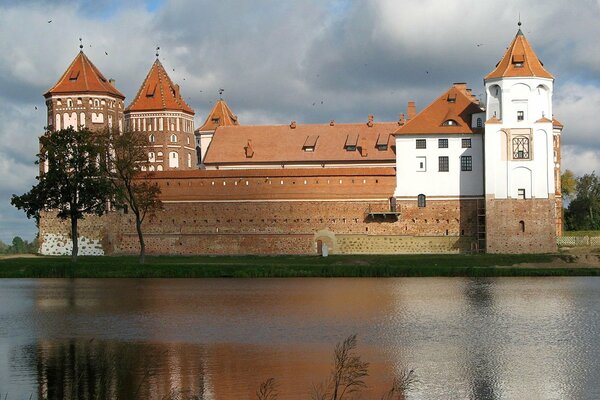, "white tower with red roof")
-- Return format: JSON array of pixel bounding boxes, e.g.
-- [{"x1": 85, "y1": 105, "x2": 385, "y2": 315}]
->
[{"x1": 483, "y1": 24, "x2": 563, "y2": 253}]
